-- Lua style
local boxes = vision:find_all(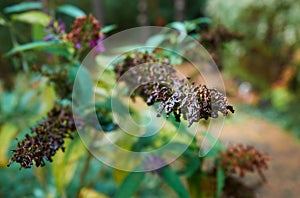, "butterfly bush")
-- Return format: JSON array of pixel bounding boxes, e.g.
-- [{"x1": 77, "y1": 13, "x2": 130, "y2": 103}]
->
[
  {"x1": 43, "y1": 18, "x2": 66, "y2": 41},
  {"x1": 67, "y1": 14, "x2": 105, "y2": 52},
  {"x1": 218, "y1": 144, "x2": 270, "y2": 182},
  {"x1": 8, "y1": 105, "x2": 84, "y2": 168},
  {"x1": 114, "y1": 51, "x2": 234, "y2": 127}
]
